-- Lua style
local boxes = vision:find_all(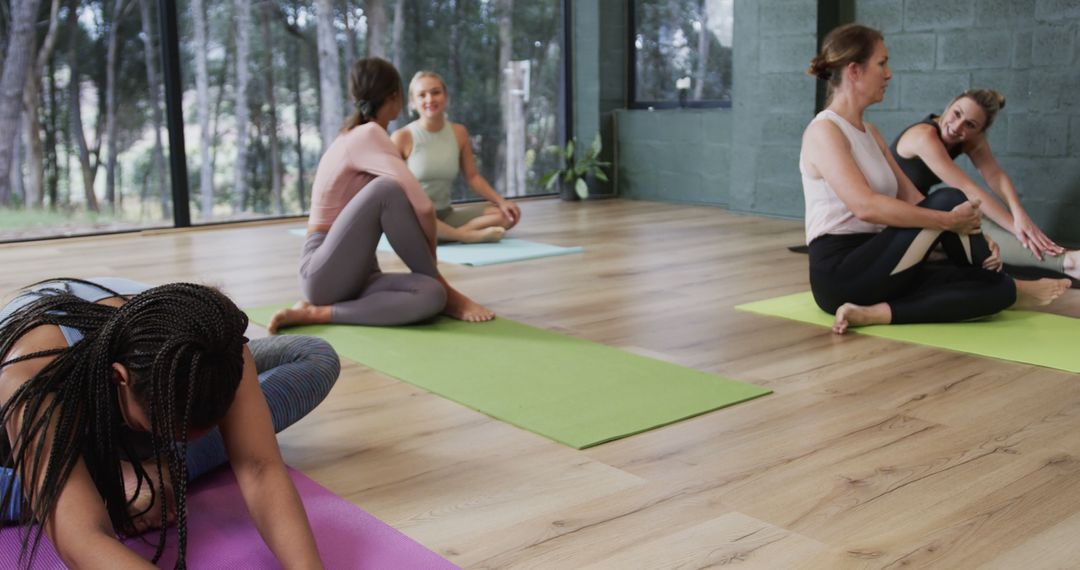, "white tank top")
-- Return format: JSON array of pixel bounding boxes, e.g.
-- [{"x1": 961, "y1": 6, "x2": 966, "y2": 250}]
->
[{"x1": 800, "y1": 109, "x2": 898, "y2": 244}]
